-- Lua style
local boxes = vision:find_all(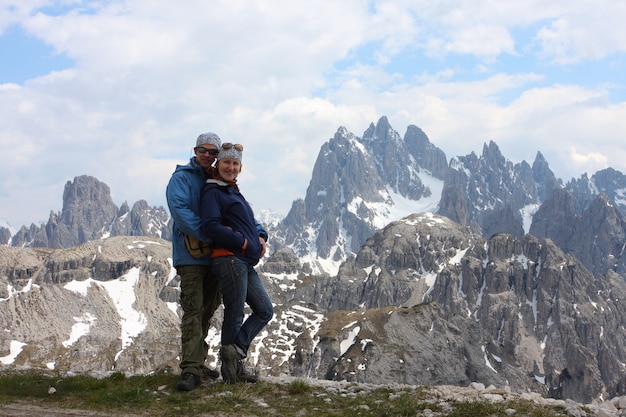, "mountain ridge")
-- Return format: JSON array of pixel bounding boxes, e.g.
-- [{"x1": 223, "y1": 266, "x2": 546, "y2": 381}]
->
[{"x1": 3, "y1": 116, "x2": 626, "y2": 280}]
